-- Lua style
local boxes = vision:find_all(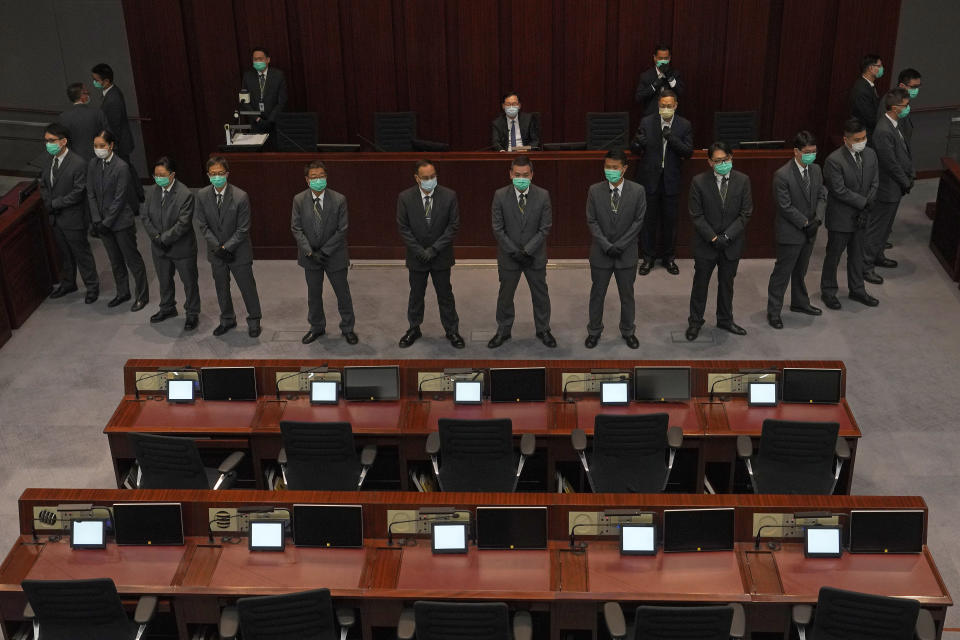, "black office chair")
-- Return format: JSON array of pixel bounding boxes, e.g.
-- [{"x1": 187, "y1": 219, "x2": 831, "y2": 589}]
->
[
  {"x1": 276, "y1": 420, "x2": 377, "y2": 490},
  {"x1": 586, "y1": 112, "x2": 630, "y2": 150},
  {"x1": 713, "y1": 111, "x2": 758, "y2": 148},
  {"x1": 398, "y1": 601, "x2": 532, "y2": 640},
  {"x1": 374, "y1": 112, "x2": 417, "y2": 151},
  {"x1": 427, "y1": 418, "x2": 535, "y2": 492},
  {"x1": 737, "y1": 419, "x2": 849, "y2": 494},
  {"x1": 22, "y1": 578, "x2": 157, "y2": 640},
  {"x1": 603, "y1": 602, "x2": 745, "y2": 640},
  {"x1": 276, "y1": 111, "x2": 319, "y2": 152},
  {"x1": 571, "y1": 414, "x2": 683, "y2": 493},
  {"x1": 219, "y1": 588, "x2": 355, "y2": 640},
  {"x1": 792, "y1": 586, "x2": 935, "y2": 640},
  {"x1": 128, "y1": 432, "x2": 244, "y2": 490}
]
